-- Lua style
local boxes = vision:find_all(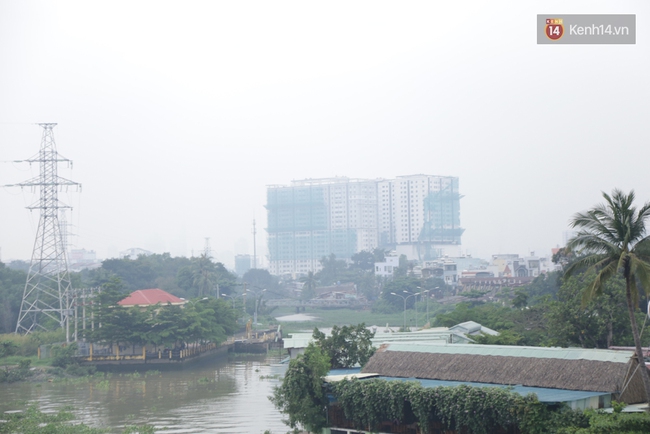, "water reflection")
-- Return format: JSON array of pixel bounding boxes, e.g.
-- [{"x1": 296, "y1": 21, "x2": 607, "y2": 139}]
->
[{"x1": 0, "y1": 354, "x2": 289, "y2": 433}]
